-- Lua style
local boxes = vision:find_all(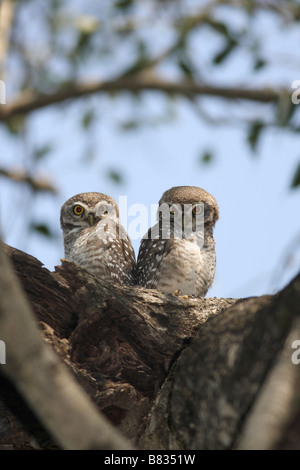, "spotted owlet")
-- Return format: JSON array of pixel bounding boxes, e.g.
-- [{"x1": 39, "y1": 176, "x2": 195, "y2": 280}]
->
[
  {"x1": 136, "y1": 186, "x2": 219, "y2": 297},
  {"x1": 60, "y1": 192, "x2": 136, "y2": 285}
]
